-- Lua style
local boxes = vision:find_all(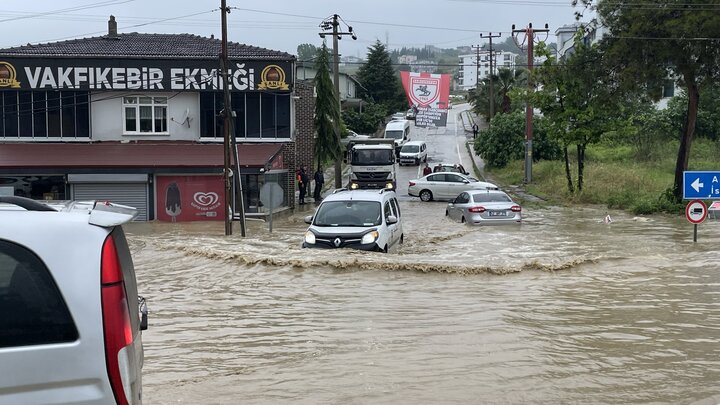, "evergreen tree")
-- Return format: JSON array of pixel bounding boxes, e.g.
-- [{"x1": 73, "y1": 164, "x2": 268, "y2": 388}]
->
[
  {"x1": 357, "y1": 40, "x2": 407, "y2": 113},
  {"x1": 313, "y1": 43, "x2": 342, "y2": 173}
]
